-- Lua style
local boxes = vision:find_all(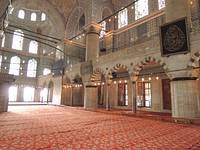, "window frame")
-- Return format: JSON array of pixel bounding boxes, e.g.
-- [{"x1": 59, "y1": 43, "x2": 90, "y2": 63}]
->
[
  {"x1": 29, "y1": 40, "x2": 38, "y2": 54},
  {"x1": 18, "y1": 10, "x2": 25, "y2": 19},
  {"x1": 9, "y1": 56, "x2": 21, "y2": 76},
  {"x1": 27, "y1": 59, "x2": 37, "y2": 77},
  {"x1": 135, "y1": 0, "x2": 149, "y2": 20},
  {"x1": 118, "y1": 8, "x2": 128, "y2": 29},
  {"x1": 31, "y1": 12, "x2": 37, "y2": 21},
  {"x1": 41, "y1": 13, "x2": 46, "y2": 21},
  {"x1": 12, "y1": 30, "x2": 24, "y2": 50}
]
